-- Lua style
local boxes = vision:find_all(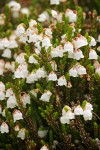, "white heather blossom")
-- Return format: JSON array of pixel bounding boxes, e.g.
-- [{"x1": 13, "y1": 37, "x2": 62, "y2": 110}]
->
[
  {"x1": 21, "y1": 8, "x2": 30, "y2": 16},
  {"x1": 48, "y1": 72, "x2": 57, "y2": 81},
  {"x1": 73, "y1": 36, "x2": 88, "y2": 49},
  {"x1": 64, "y1": 42, "x2": 73, "y2": 52},
  {"x1": 0, "y1": 82, "x2": 5, "y2": 91},
  {"x1": 7, "y1": 95, "x2": 18, "y2": 109},
  {"x1": 89, "y1": 36, "x2": 96, "y2": 46},
  {"x1": 69, "y1": 67, "x2": 78, "y2": 77},
  {"x1": 74, "y1": 49, "x2": 84, "y2": 60},
  {"x1": 74, "y1": 105, "x2": 83, "y2": 115},
  {"x1": 65, "y1": 9, "x2": 77, "y2": 23},
  {"x1": 38, "y1": 13, "x2": 47, "y2": 22},
  {"x1": 16, "y1": 53, "x2": 26, "y2": 64},
  {"x1": 29, "y1": 55, "x2": 38, "y2": 64},
  {"x1": 21, "y1": 93, "x2": 30, "y2": 107},
  {"x1": 58, "y1": 76, "x2": 67, "y2": 86},
  {"x1": 29, "y1": 19, "x2": 37, "y2": 28},
  {"x1": 60, "y1": 115, "x2": 70, "y2": 124},
  {"x1": 85, "y1": 102, "x2": 93, "y2": 111},
  {"x1": 38, "y1": 129, "x2": 48, "y2": 138},
  {"x1": 2, "y1": 38, "x2": 10, "y2": 48},
  {"x1": 60, "y1": 106, "x2": 74, "y2": 124},
  {"x1": 89, "y1": 49, "x2": 98, "y2": 60},
  {"x1": 2, "y1": 49, "x2": 11, "y2": 58},
  {"x1": 51, "y1": 10, "x2": 57, "y2": 18},
  {"x1": 8, "y1": 1, "x2": 21, "y2": 12},
  {"x1": 51, "y1": 46, "x2": 63, "y2": 58},
  {"x1": 14, "y1": 63, "x2": 28, "y2": 78},
  {"x1": 45, "y1": 28, "x2": 52, "y2": 37},
  {"x1": 13, "y1": 110, "x2": 23, "y2": 122},
  {"x1": 76, "y1": 65, "x2": 87, "y2": 75},
  {"x1": 17, "y1": 128, "x2": 26, "y2": 140},
  {"x1": 36, "y1": 68, "x2": 47, "y2": 79},
  {"x1": 0, "y1": 91, "x2": 5, "y2": 100},
  {"x1": 0, "y1": 122, "x2": 9, "y2": 133},
  {"x1": 40, "y1": 145, "x2": 49, "y2": 150},
  {"x1": 83, "y1": 109, "x2": 92, "y2": 121},
  {"x1": 42, "y1": 36, "x2": 52, "y2": 48},
  {"x1": 16, "y1": 24, "x2": 25, "y2": 36},
  {"x1": 40, "y1": 91, "x2": 52, "y2": 102},
  {"x1": 28, "y1": 34, "x2": 38, "y2": 43},
  {"x1": 26, "y1": 72, "x2": 38, "y2": 83},
  {"x1": 50, "y1": 0, "x2": 60, "y2": 5},
  {"x1": 19, "y1": 33, "x2": 28, "y2": 43}
]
